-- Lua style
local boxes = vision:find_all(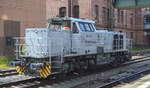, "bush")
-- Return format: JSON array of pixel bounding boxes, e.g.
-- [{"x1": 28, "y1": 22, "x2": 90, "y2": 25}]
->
[{"x1": 0, "y1": 56, "x2": 15, "y2": 70}]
